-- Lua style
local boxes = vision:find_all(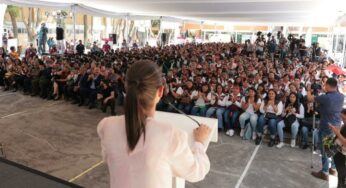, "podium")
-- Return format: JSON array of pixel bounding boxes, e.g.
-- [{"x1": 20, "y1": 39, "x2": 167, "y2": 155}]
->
[{"x1": 155, "y1": 111, "x2": 218, "y2": 188}]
